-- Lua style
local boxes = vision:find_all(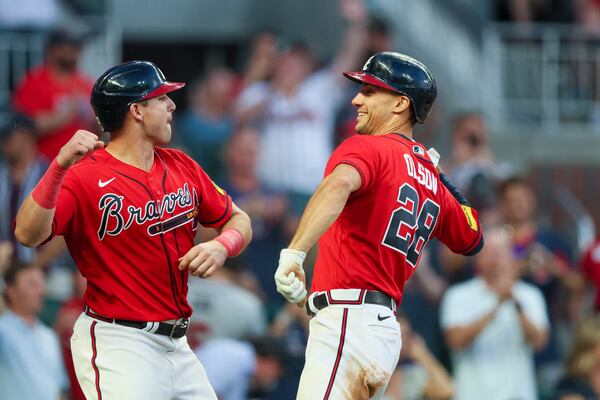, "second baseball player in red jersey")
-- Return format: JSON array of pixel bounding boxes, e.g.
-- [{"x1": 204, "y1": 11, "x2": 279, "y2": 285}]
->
[
  {"x1": 275, "y1": 52, "x2": 484, "y2": 399},
  {"x1": 15, "y1": 61, "x2": 252, "y2": 399}
]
